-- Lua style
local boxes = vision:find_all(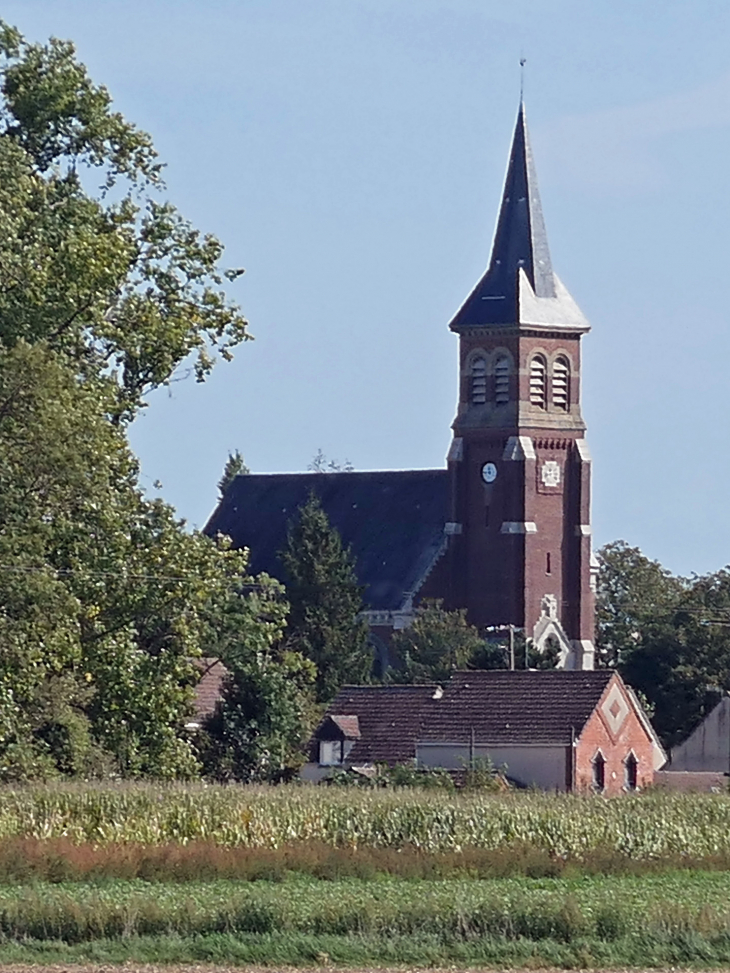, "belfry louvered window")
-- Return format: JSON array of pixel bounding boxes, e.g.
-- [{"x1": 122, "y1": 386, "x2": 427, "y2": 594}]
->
[
  {"x1": 529, "y1": 355, "x2": 547, "y2": 409},
  {"x1": 494, "y1": 356, "x2": 510, "y2": 405},
  {"x1": 553, "y1": 356, "x2": 570, "y2": 411},
  {"x1": 470, "y1": 356, "x2": 487, "y2": 405}
]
